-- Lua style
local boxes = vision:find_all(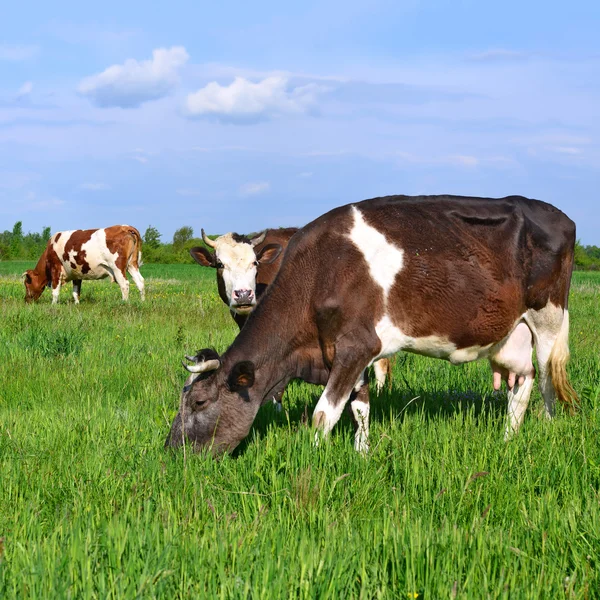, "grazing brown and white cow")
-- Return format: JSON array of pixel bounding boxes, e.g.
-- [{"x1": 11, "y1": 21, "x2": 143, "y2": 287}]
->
[
  {"x1": 190, "y1": 227, "x2": 391, "y2": 391},
  {"x1": 23, "y1": 225, "x2": 145, "y2": 304},
  {"x1": 166, "y1": 195, "x2": 577, "y2": 455}
]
